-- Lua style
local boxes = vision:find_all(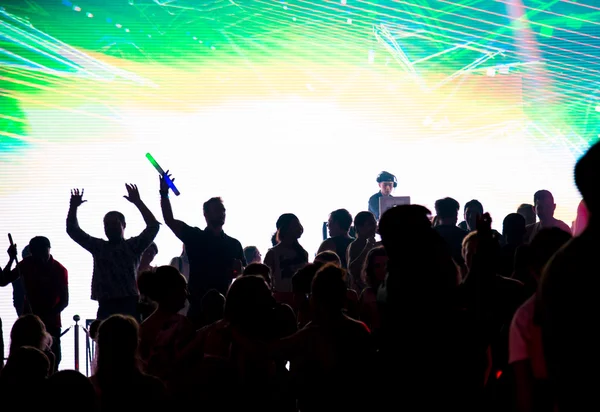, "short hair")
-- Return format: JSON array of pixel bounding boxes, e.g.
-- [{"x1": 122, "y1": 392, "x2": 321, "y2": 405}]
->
[
  {"x1": 29, "y1": 236, "x2": 51, "y2": 251},
  {"x1": 311, "y1": 263, "x2": 347, "y2": 310},
  {"x1": 330, "y1": 209, "x2": 353, "y2": 232},
  {"x1": 137, "y1": 266, "x2": 186, "y2": 304},
  {"x1": 534, "y1": 190, "x2": 554, "y2": 204},
  {"x1": 243, "y1": 246, "x2": 259, "y2": 264},
  {"x1": 464, "y1": 200, "x2": 483, "y2": 213},
  {"x1": 243, "y1": 263, "x2": 272, "y2": 286},
  {"x1": 104, "y1": 211, "x2": 126, "y2": 226},
  {"x1": 434, "y1": 198, "x2": 460, "y2": 219},
  {"x1": 354, "y1": 211, "x2": 375, "y2": 229},
  {"x1": 203, "y1": 197, "x2": 224, "y2": 213}
]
